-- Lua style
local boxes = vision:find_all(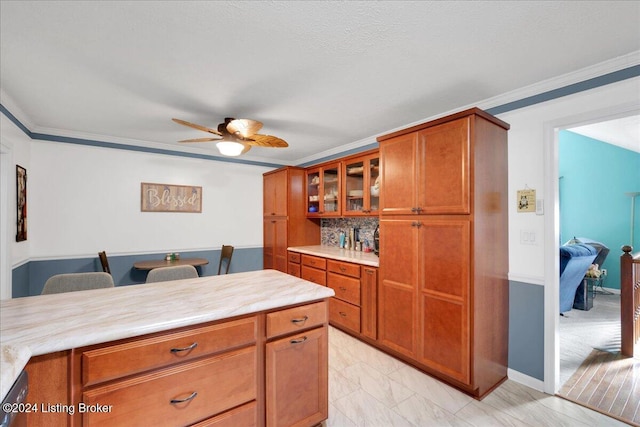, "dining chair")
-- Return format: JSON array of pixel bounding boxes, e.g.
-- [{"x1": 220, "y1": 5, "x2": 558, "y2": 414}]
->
[
  {"x1": 145, "y1": 265, "x2": 199, "y2": 283},
  {"x1": 218, "y1": 245, "x2": 234, "y2": 275},
  {"x1": 98, "y1": 251, "x2": 111, "y2": 274},
  {"x1": 41, "y1": 272, "x2": 115, "y2": 295}
]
